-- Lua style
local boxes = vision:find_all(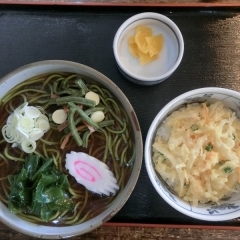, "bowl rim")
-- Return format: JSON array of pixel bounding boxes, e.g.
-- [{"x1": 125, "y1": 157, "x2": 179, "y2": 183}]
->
[
  {"x1": 0, "y1": 60, "x2": 143, "y2": 238},
  {"x1": 113, "y1": 12, "x2": 184, "y2": 82},
  {"x1": 145, "y1": 87, "x2": 240, "y2": 221}
]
